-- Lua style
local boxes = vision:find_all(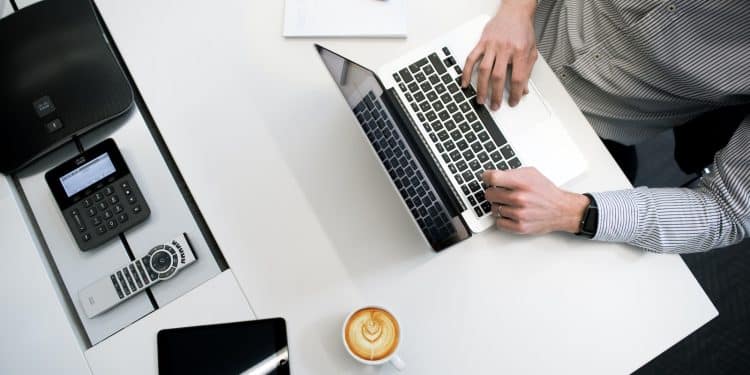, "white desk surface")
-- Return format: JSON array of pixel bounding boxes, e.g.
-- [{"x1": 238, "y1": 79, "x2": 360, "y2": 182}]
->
[{"x1": 4, "y1": 0, "x2": 717, "y2": 373}]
